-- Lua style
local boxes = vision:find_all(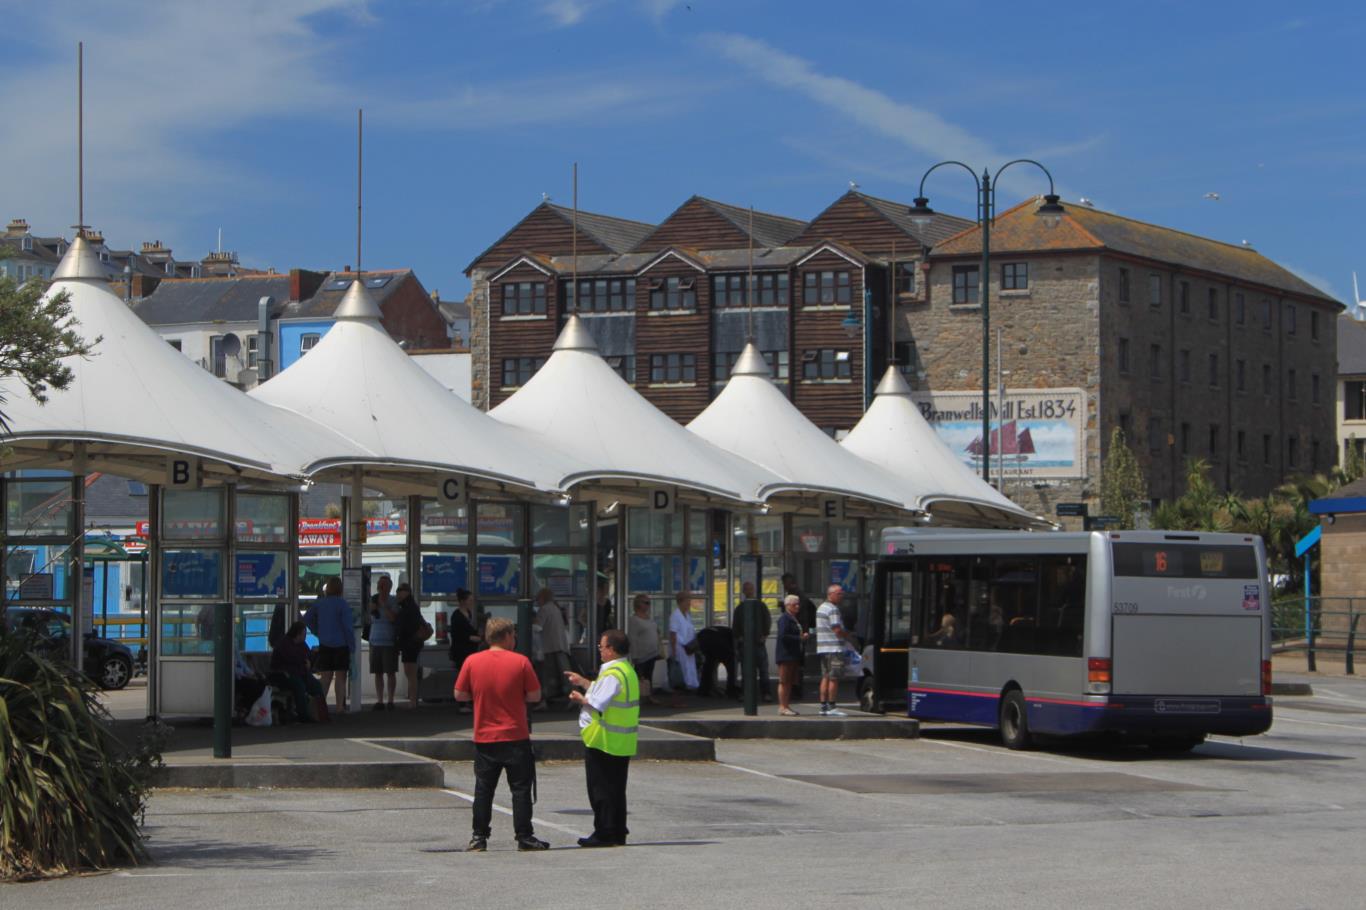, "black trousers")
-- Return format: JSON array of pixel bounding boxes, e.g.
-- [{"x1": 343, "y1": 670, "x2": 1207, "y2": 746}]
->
[
  {"x1": 472, "y1": 740, "x2": 535, "y2": 839},
  {"x1": 584, "y1": 747, "x2": 630, "y2": 843}
]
